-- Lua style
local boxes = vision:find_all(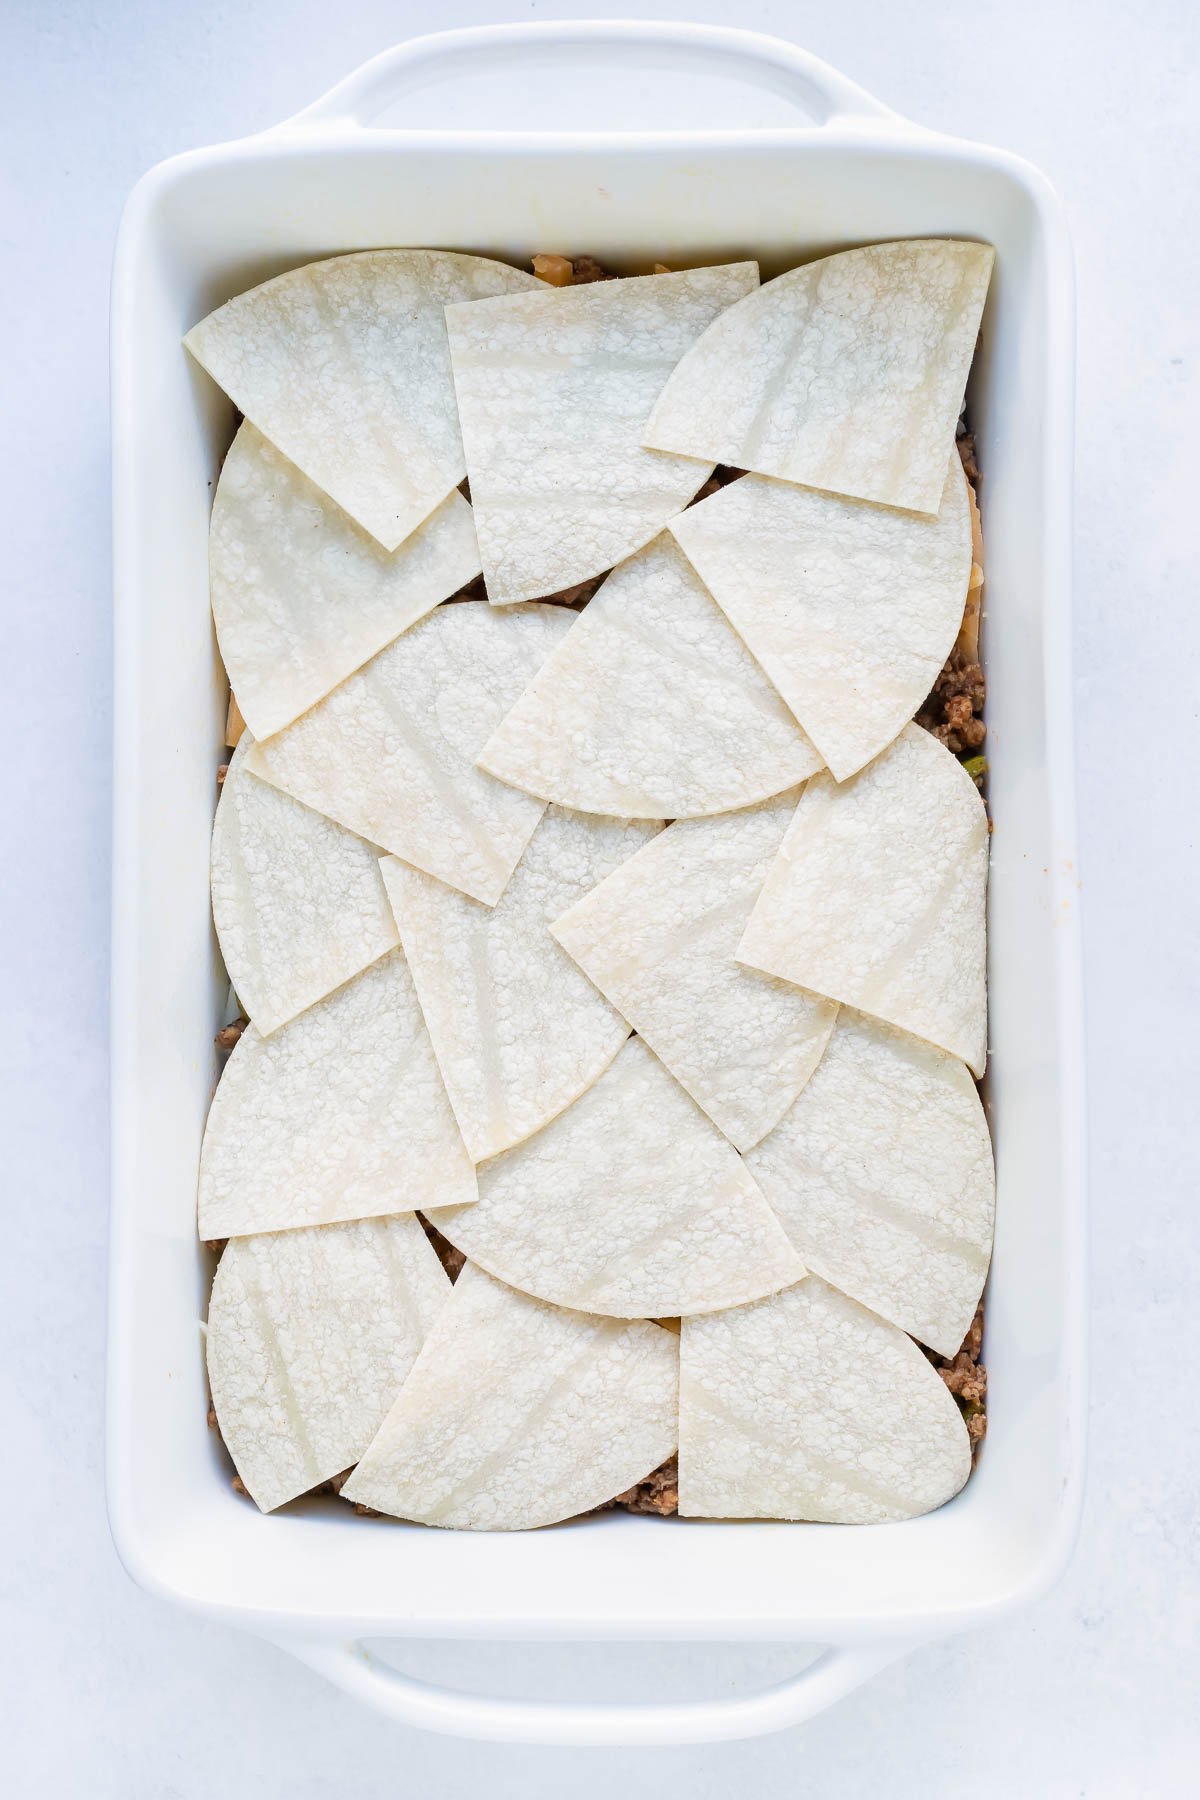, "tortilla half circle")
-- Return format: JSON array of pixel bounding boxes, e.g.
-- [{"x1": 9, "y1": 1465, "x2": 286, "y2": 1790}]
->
[
  {"x1": 210, "y1": 735, "x2": 398, "y2": 1036},
  {"x1": 645, "y1": 239, "x2": 994, "y2": 515},
  {"x1": 446, "y1": 262, "x2": 758, "y2": 602},
  {"x1": 476, "y1": 535, "x2": 823, "y2": 819},
  {"x1": 426, "y1": 1035, "x2": 804, "y2": 1317},
  {"x1": 671, "y1": 451, "x2": 972, "y2": 779},
  {"x1": 737, "y1": 725, "x2": 988, "y2": 1073},
  {"x1": 197, "y1": 949, "x2": 476, "y2": 1239},
  {"x1": 679, "y1": 1274, "x2": 971, "y2": 1522},
  {"x1": 746, "y1": 1010, "x2": 994, "y2": 1355},
  {"x1": 210, "y1": 421, "x2": 481, "y2": 740},
  {"x1": 206, "y1": 1215, "x2": 450, "y2": 1513},
  {"x1": 380, "y1": 806, "x2": 659, "y2": 1164},
  {"x1": 551, "y1": 794, "x2": 836, "y2": 1151},
  {"x1": 342, "y1": 1263, "x2": 678, "y2": 1530},
  {"x1": 245, "y1": 602, "x2": 573, "y2": 905},
  {"x1": 185, "y1": 249, "x2": 539, "y2": 550}
]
